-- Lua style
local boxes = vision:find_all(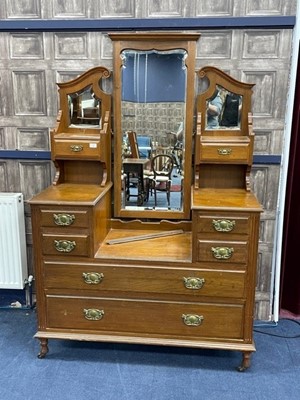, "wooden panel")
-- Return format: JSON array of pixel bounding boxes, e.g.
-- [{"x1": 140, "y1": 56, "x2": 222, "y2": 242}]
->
[
  {"x1": 54, "y1": 33, "x2": 89, "y2": 59},
  {"x1": 46, "y1": 296, "x2": 245, "y2": 339},
  {"x1": 12, "y1": 71, "x2": 47, "y2": 115},
  {"x1": 52, "y1": 0, "x2": 88, "y2": 18},
  {"x1": 10, "y1": 33, "x2": 44, "y2": 59},
  {"x1": 99, "y1": 0, "x2": 135, "y2": 18},
  {"x1": 6, "y1": 0, "x2": 41, "y2": 18}
]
